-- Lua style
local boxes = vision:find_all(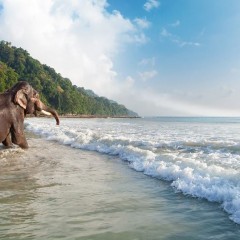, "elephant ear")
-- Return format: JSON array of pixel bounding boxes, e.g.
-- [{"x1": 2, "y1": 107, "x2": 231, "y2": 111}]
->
[{"x1": 14, "y1": 89, "x2": 27, "y2": 109}]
